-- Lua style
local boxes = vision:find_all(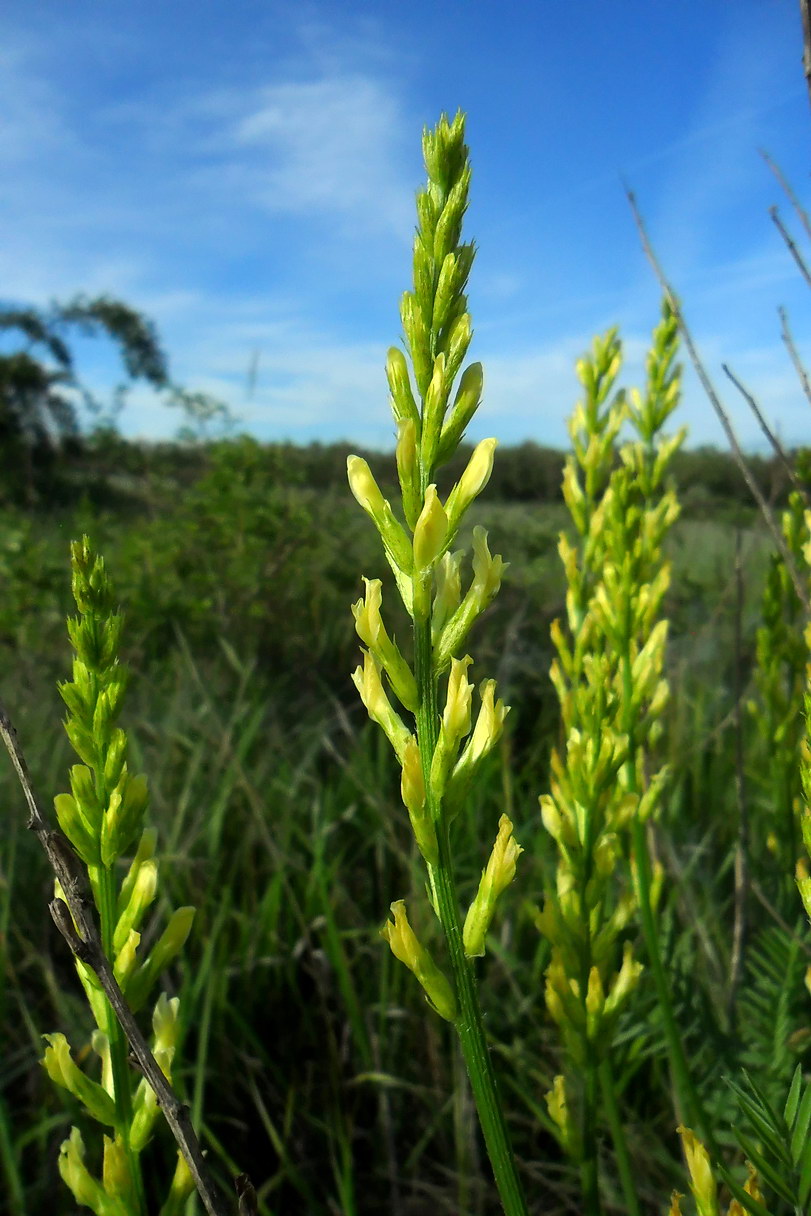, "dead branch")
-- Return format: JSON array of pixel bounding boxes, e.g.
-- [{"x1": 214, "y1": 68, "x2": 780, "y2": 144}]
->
[
  {"x1": 0, "y1": 701, "x2": 239, "y2": 1216},
  {"x1": 626, "y1": 186, "x2": 810, "y2": 615}
]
